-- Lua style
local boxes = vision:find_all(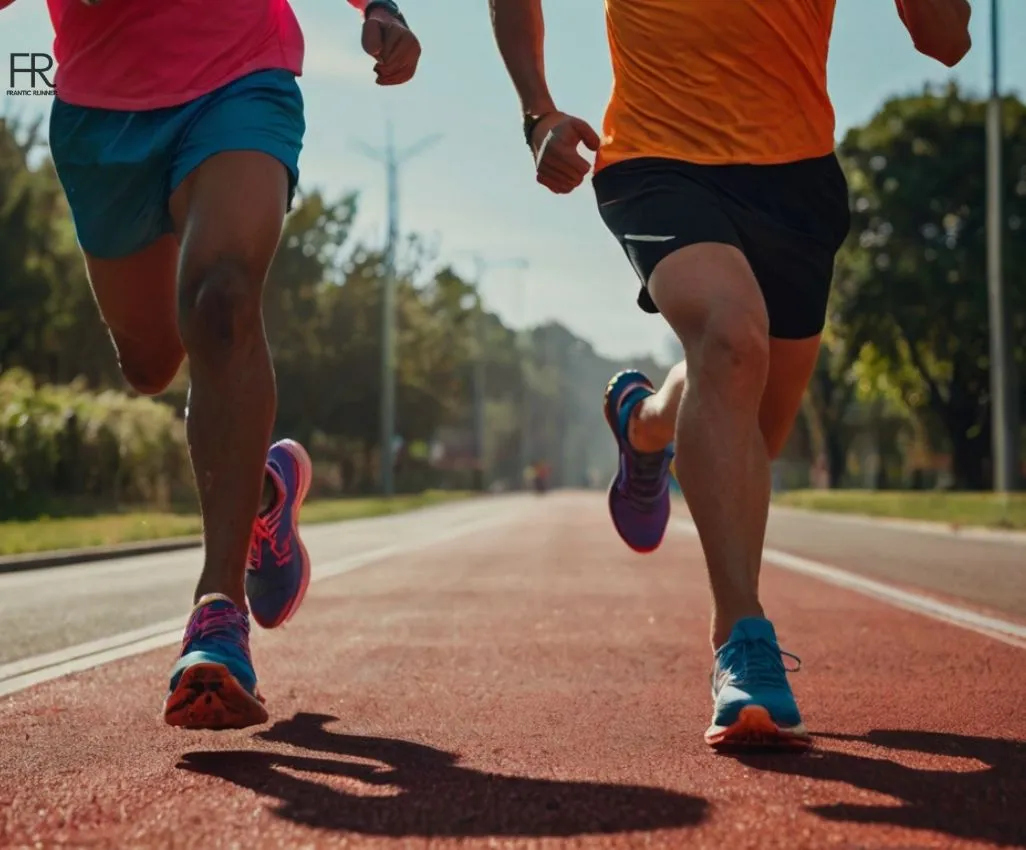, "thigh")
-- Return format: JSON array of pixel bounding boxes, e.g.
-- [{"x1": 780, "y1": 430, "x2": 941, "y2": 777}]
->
[
  {"x1": 171, "y1": 151, "x2": 289, "y2": 293},
  {"x1": 85, "y1": 236, "x2": 179, "y2": 338},
  {"x1": 168, "y1": 69, "x2": 306, "y2": 287},
  {"x1": 593, "y1": 158, "x2": 745, "y2": 316},
  {"x1": 84, "y1": 235, "x2": 185, "y2": 394},
  {"x1": 646, "y1": 242, "x2": 770, "y2": 405}
]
